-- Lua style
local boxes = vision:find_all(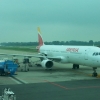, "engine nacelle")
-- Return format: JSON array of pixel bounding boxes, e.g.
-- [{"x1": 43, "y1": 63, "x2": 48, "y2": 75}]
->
[{"x1": 41, "y1": 59, "x2": 53, "y2": 69}]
